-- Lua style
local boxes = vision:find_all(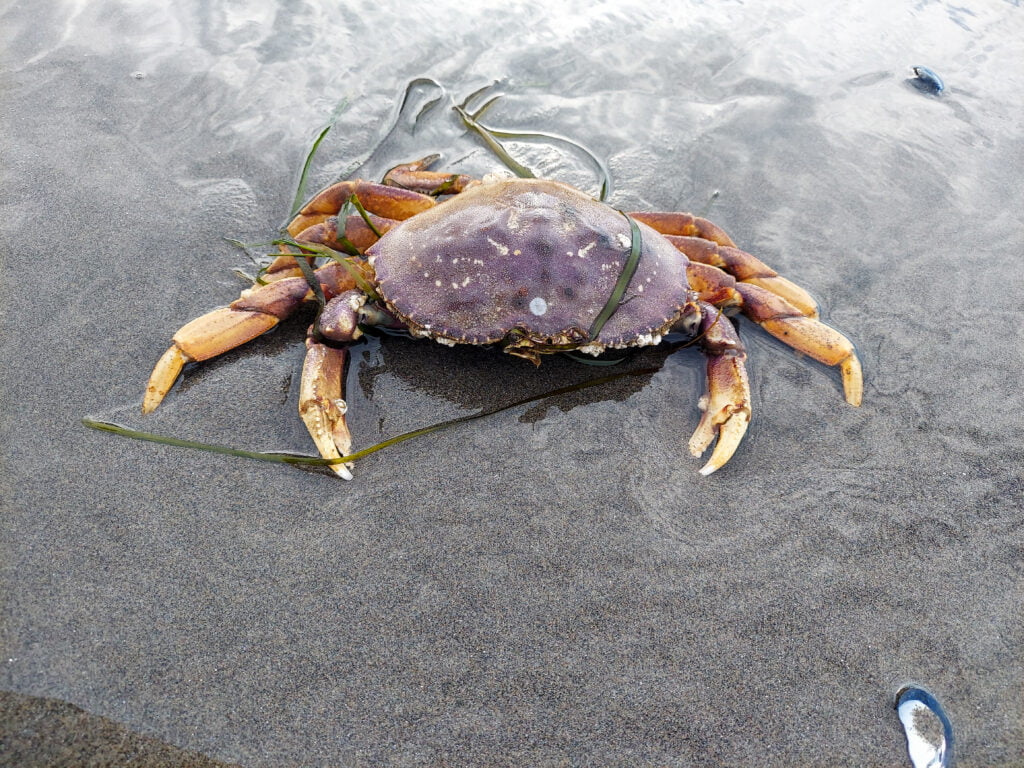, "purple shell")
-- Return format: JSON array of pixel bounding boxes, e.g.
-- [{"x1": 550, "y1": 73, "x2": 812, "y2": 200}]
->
[{"x1": 367, "y1": 178, "x2": 694, "y2": 350}]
